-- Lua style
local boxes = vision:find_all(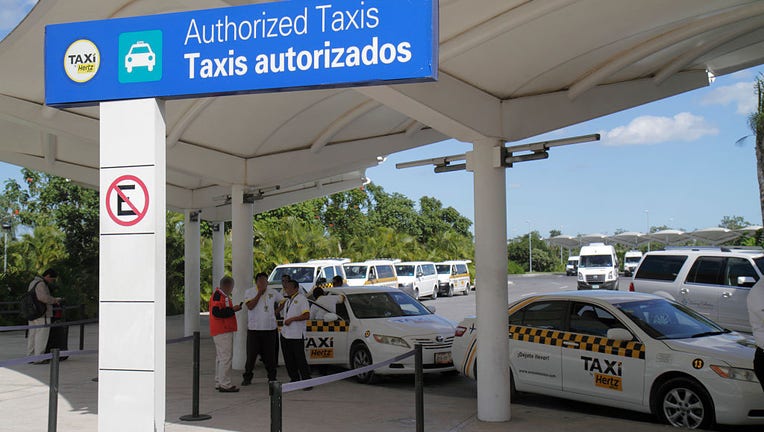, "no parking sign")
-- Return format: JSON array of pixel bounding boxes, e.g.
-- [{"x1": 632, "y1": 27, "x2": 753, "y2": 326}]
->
[{"x1": 100, "y1": 167, "x2": 156, "y2": 234}]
